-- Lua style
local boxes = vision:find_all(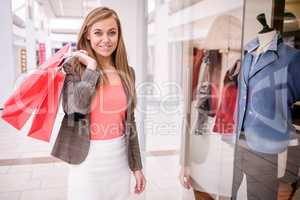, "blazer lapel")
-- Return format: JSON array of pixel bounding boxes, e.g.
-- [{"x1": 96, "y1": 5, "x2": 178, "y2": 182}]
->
[
  {"x1": 248, "y1": 51, "x2": 278, "y2": 79},
  {"x1": 242, "y1": 53, "x2": 253, "y2": 85}
]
